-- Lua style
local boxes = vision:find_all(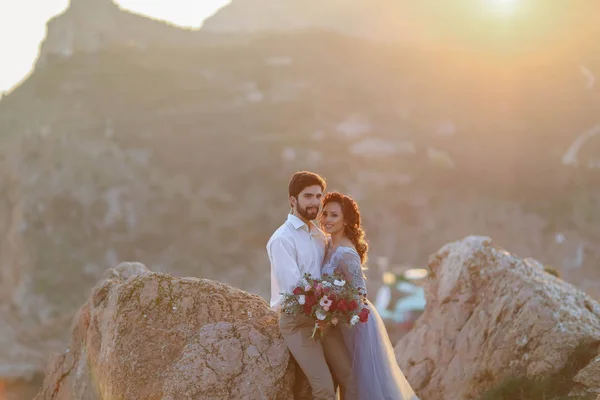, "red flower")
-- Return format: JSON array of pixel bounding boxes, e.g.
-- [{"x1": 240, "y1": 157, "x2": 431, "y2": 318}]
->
[
  {"x1": 337, "y1": 300, "x2": 348, "y2": 313},
  {"x1": 359, "y1": 307, "x2": 370, "y2": 323},
  {"x1": 293, "y1": 287, "x2": 303, "y2": 295},
  {"x1": 329, "y1": 299, "x2": 338, "y2": 312},
  {"x1": 305, "y1": 295, "x2": 316, "y2": 308},
  {"x1": 348, "y1": 300, "x2": 358, "y2": 311},
  {"x1": 303, "y1": 304, "x2": 312, "y2": 315}
]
